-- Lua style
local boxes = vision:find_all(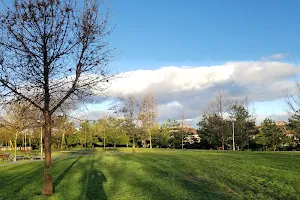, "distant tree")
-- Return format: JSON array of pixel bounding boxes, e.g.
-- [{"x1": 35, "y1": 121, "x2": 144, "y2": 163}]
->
[
  {"x1": 111, "y1": 93, "x2": 141, "y2": 153},
  {"x1": 179, "y1": 110, "x2": 186, "y2": 150},
  {"x1": 52, "y1": 116, "x2": 76, "y2": 150},
  {"x1": 197, "y1": 114, "x2": 230, "y2": 149},
  {"x1": 151, "y1": 123, "x2": 169, "y2": 148},
  {"x1": 229, "y1": 105, "x2": 256, "y2": 150},
  {"x1": 286, "y1": 113, "x2": 300, "y2": 149},
  {"x1": 0, "y1": 0, "x2": 113, "y2": 194},
  {"x1": 286, "y1": 82, "x2": 300, "y2": 115},
  {"x1": 0, "y1": 103, "x2": 38, "y2": 161},
  {"x1": 92, "y1": 117, "x2": 108, "y2": 150},
  {"x1": 167, "y1": 119, "x2": 182, "y2": 149},
  {"x1": 65, "y1": 132, "x2": 81, "y2": 148},
  {"x1": 204, "y1": 92, "x2": 255, "y2": 150},
  {"x1": 256, "y1": 119, "x2": 289, "y2": 151},
  {"x1": 203, "y1": 92, "x2": 233, "y2": 150},
  {"x1": 79, "y1": 120, "x2": 92, "y2": 148},
  {"x1": 139, "y1": 92, "x2": 157, "y2": 149}
]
